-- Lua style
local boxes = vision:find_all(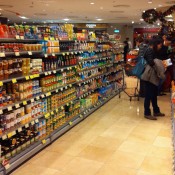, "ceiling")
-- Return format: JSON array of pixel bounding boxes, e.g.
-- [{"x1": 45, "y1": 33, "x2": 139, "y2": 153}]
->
[{"x1": 0, "y1": 0, "x2": 174, "y2": 24}]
